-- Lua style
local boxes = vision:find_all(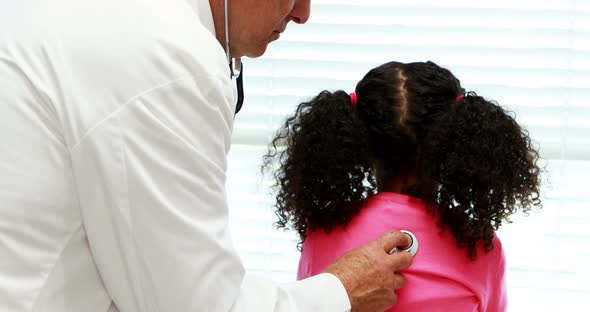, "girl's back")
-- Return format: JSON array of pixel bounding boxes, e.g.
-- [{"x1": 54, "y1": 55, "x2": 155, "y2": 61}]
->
[
  {"x1": 297, "y1": 192, "x2": 506, "y2": 312},
  {"x1": 264, "y1": 61, "x2": 541, "y2": 312}
]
